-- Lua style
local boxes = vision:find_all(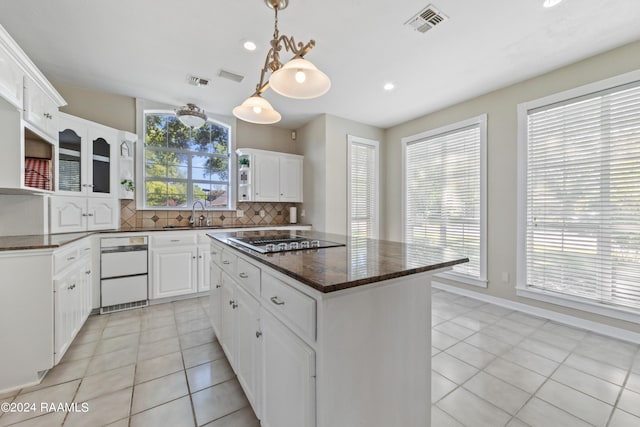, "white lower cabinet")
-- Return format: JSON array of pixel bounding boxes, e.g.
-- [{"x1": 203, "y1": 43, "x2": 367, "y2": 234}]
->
[
  {"x1": 235, "y1": 284, "x2": 262, "y2": 415},
  {"x1": 49, "y1": 195, "x2": 119, "y2": 233},
  {"x1": 197, "y1": 245, "x2": 211, "y2": 292},
  {"x1": 53, "y1": 242, "x2": 92, "y2": 364},
  {"x1": 209, "y1": 259, "x2": 223, "y2": 332},
  {"x1": 152, "y1": 246, "x2": 197, "y2": 299},
  {"x1": 219, "y1": 272, "x2": 236, "y2": 360},
  {"x1": 260, "y1": 308, "x2": 315, "y2": 427}
]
